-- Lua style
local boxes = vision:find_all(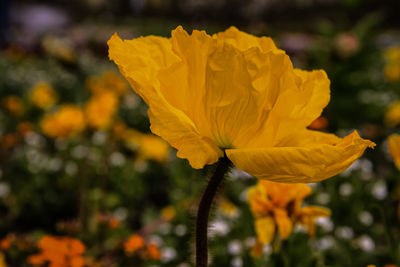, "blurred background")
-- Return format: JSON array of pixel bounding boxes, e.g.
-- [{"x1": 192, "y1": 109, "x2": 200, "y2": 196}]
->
[{"x1": 1, "y1": 0, "x2": 400, "y2": 266}]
